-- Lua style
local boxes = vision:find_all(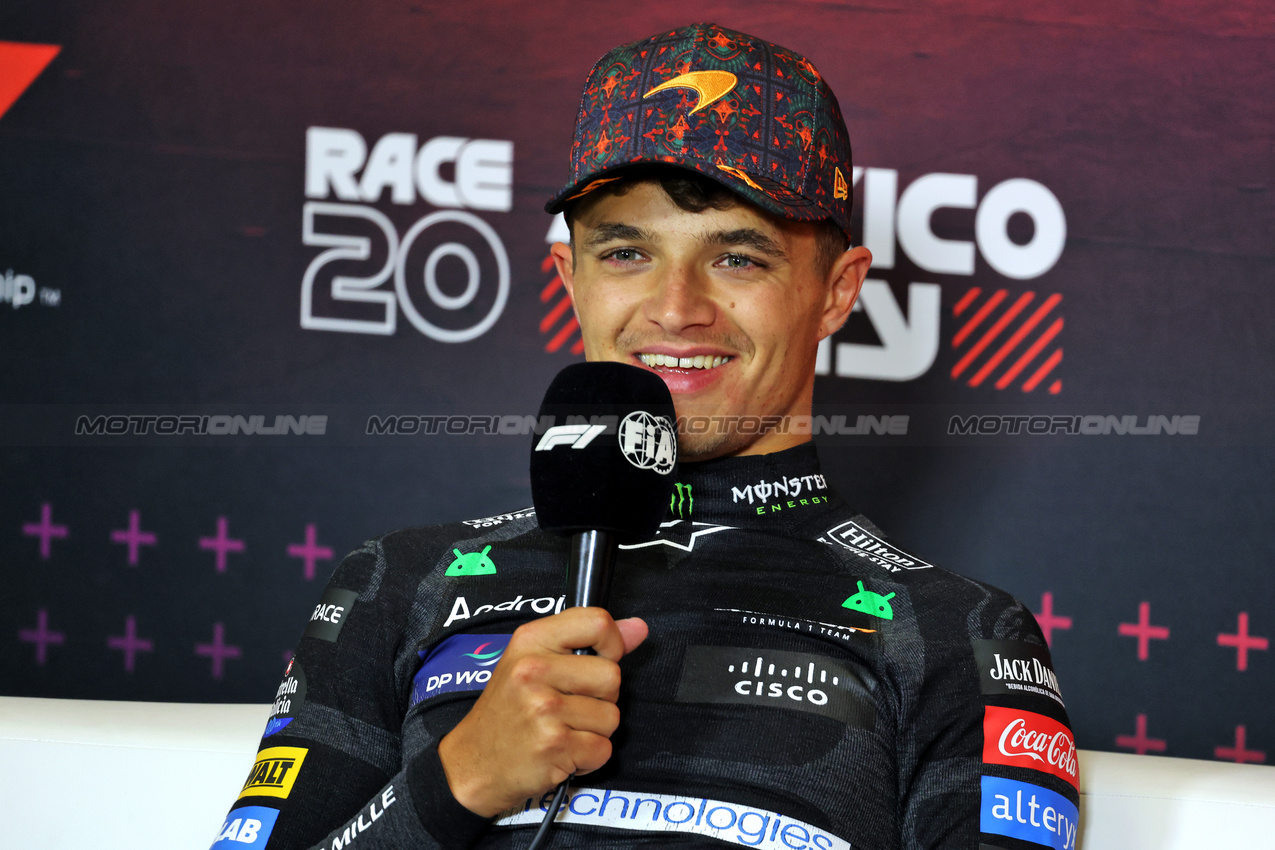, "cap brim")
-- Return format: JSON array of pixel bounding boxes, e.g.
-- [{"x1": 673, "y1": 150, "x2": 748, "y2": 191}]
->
[{"x1": 545, "y1": 155, "x2": 838, "y2": 235}]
